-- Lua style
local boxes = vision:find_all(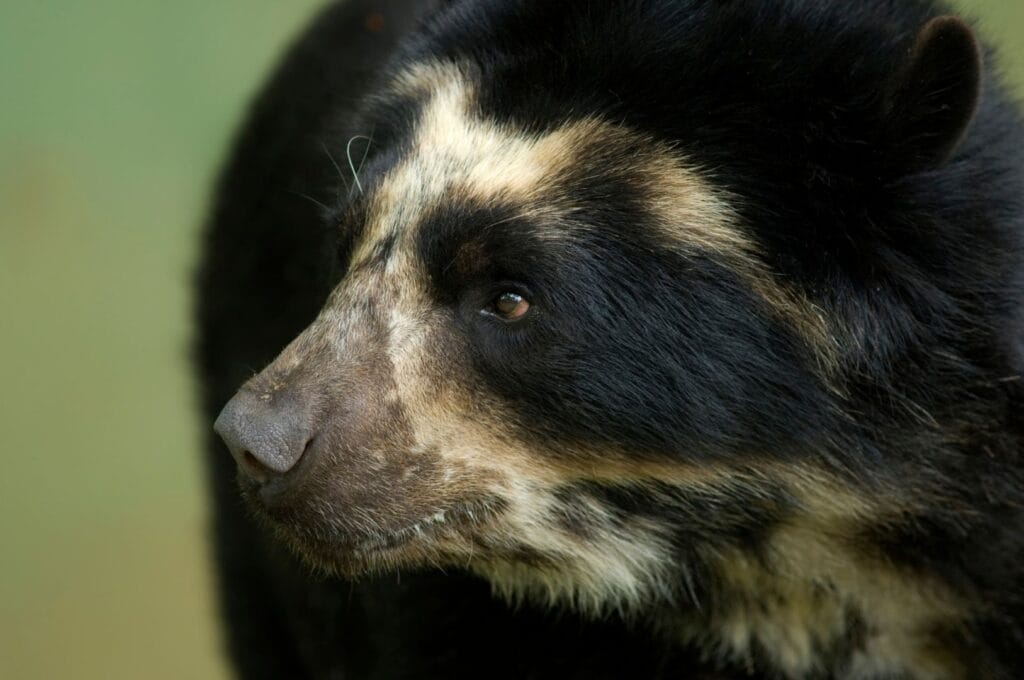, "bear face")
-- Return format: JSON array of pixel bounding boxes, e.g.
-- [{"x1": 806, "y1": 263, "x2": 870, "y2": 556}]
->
[
  {"x1": 219, "y1": 58, "x2": 838, "y2": 596},
  {"x1": 211, "y1": 2, "x2": 1024, "y2": 677}
]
